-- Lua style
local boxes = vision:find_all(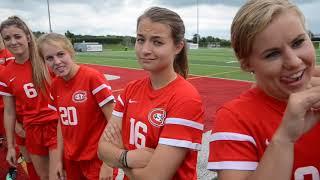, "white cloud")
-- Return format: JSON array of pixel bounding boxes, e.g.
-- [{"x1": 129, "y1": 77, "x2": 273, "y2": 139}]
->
[{"x1": 0, "y1": 0, "x2": 319, "y2": 40}]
